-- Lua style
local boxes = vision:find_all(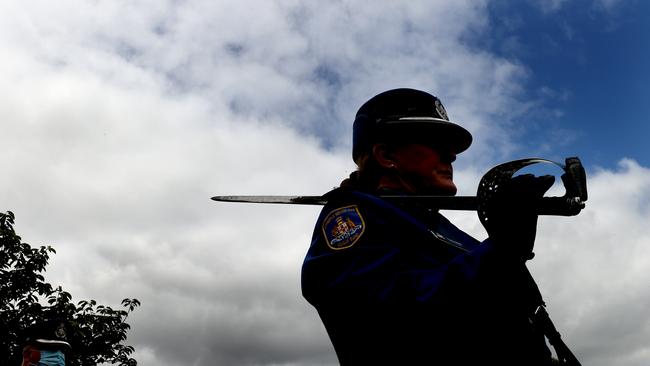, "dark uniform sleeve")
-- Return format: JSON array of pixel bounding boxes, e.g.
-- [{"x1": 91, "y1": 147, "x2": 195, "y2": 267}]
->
[{"x1": 301, "y1": 189, "x2": 551, "y2": 365}]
